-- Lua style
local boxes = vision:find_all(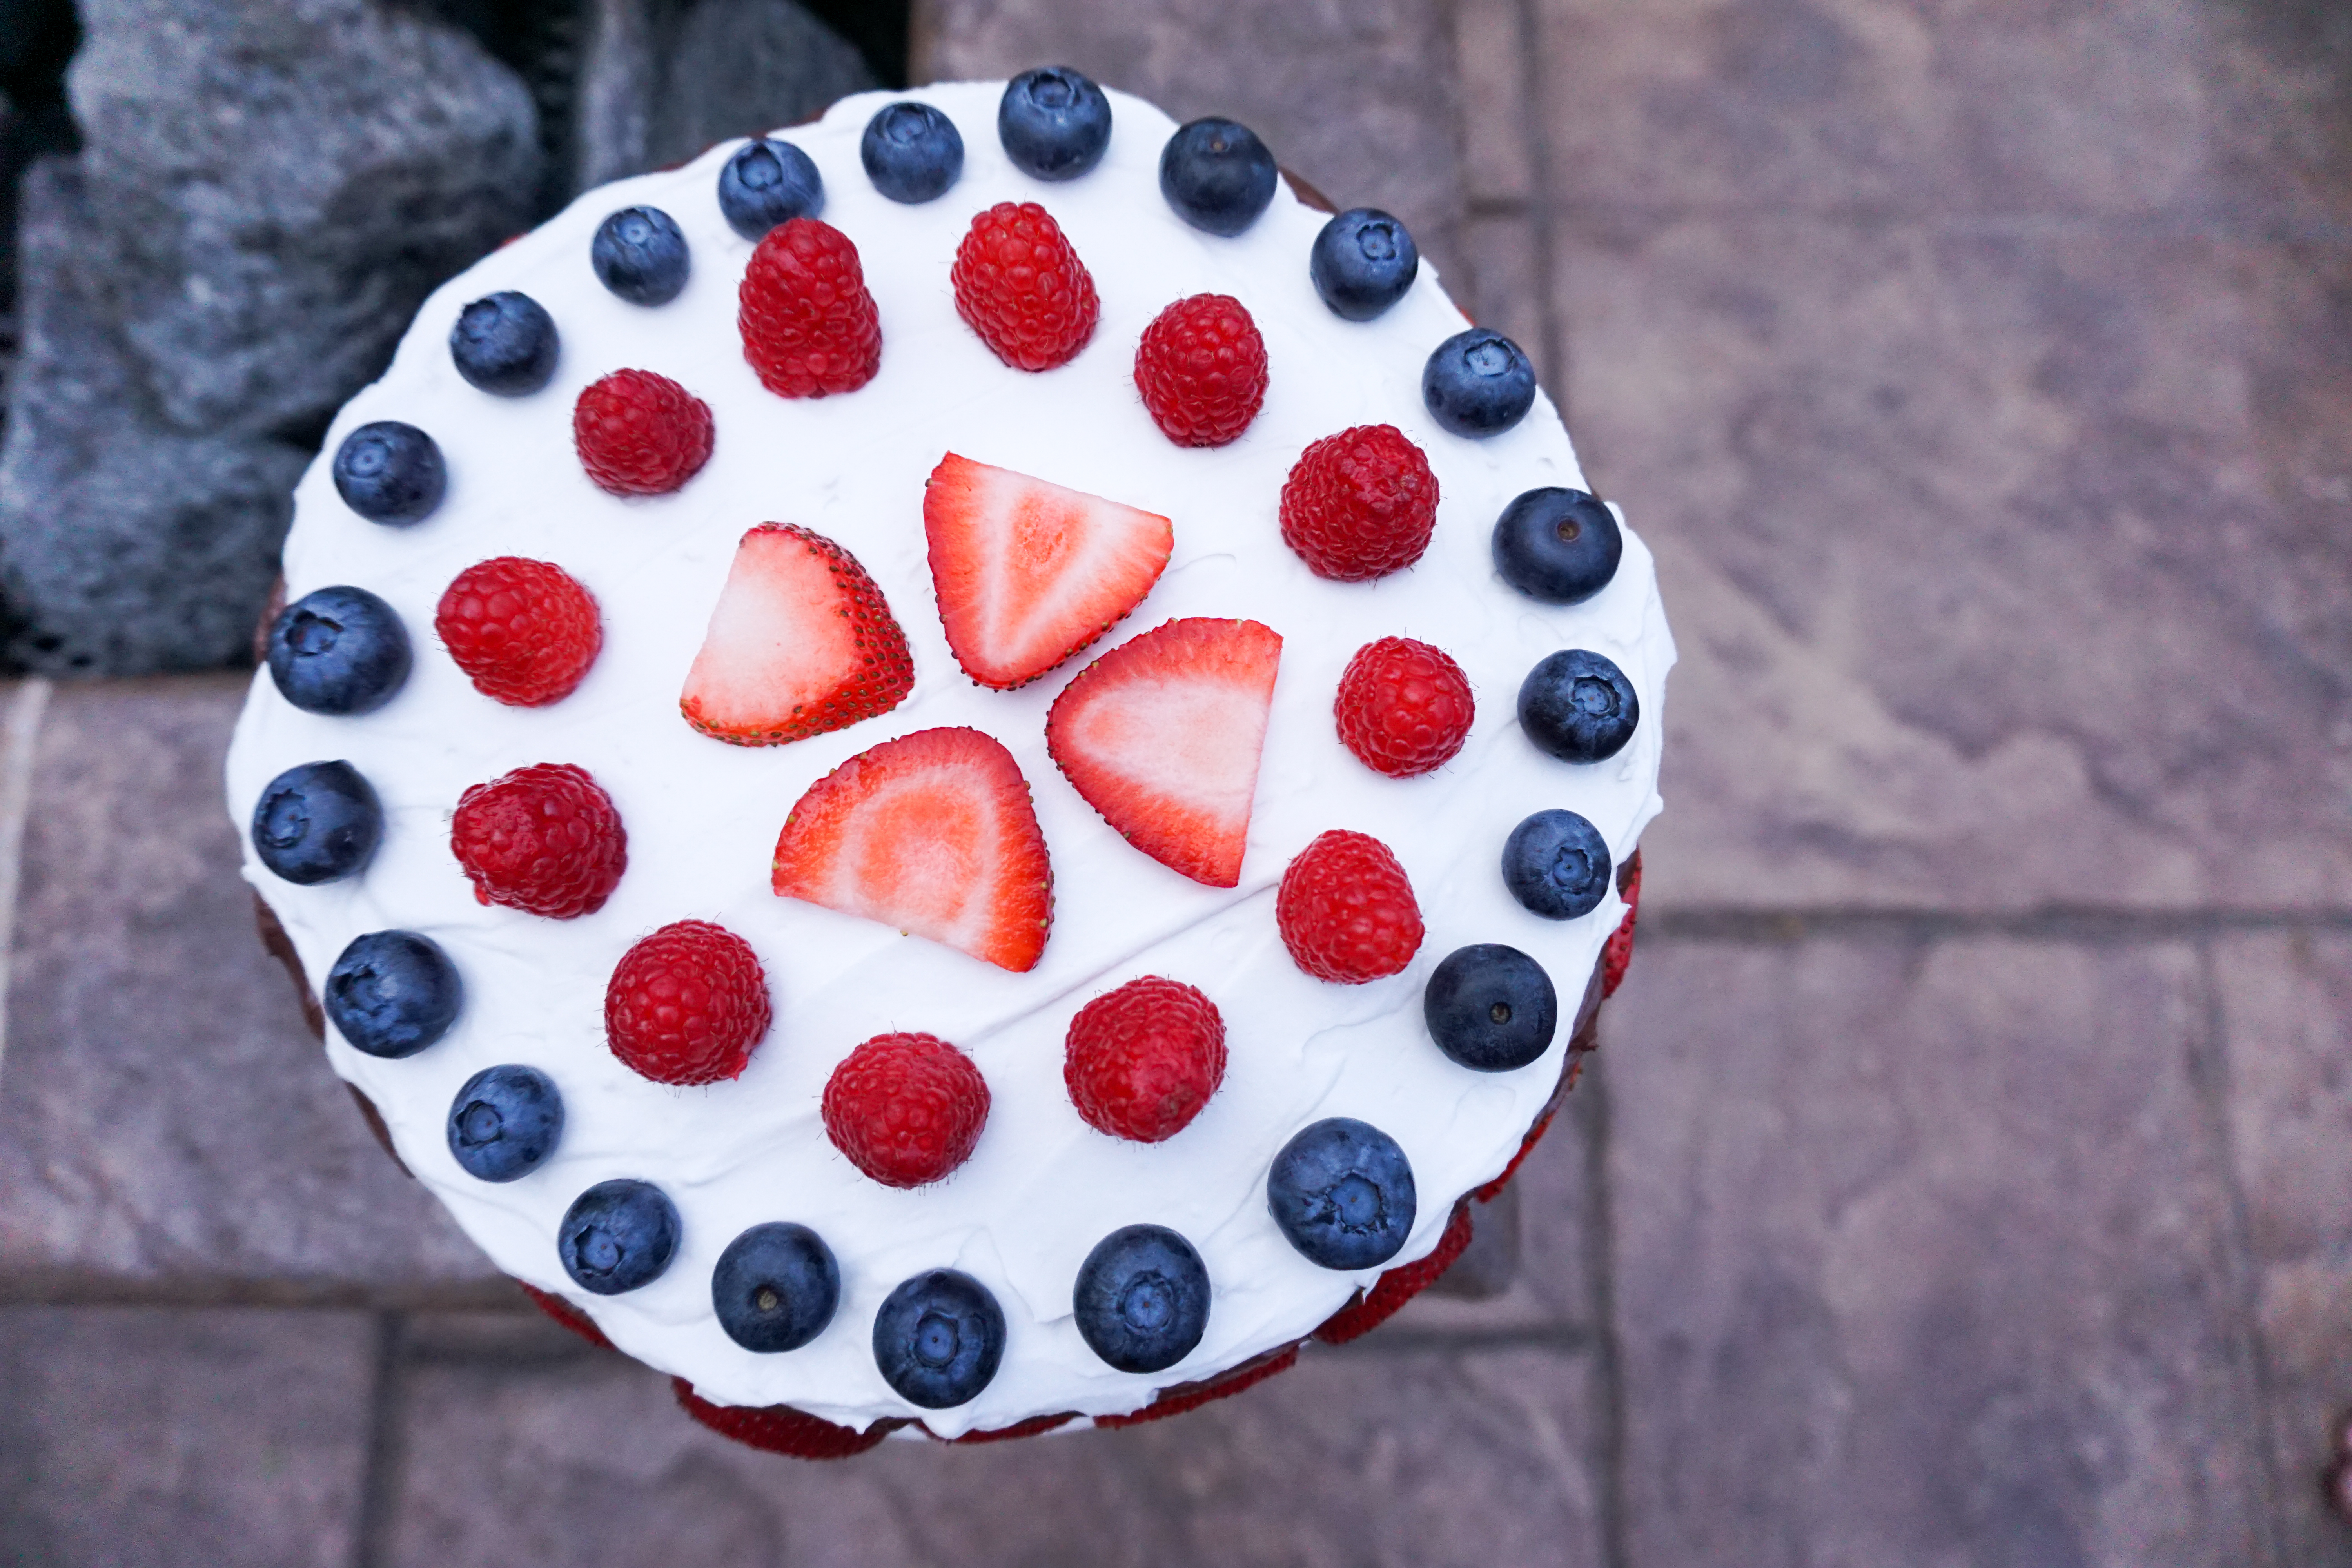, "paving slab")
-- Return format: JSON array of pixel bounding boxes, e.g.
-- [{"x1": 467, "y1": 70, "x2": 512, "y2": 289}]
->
[{"x1": 0, "y1": 1305, "x2": 377, "y2": 1568}]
